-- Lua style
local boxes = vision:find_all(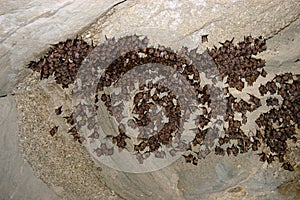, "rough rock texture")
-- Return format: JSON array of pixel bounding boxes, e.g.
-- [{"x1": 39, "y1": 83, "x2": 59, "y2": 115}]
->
[
  {"x1": 14, "y1": 74, "x2": 118, "y2": 200},
  {"x1": 0, "y1": 0, "x2": 126, "y2": 199},
  {"x1": 82, "y1": 0, "x2": 300, "y2": 53},
  {"x1": 0, "y1": 96, "x2": 60, "y2": 200},
  {"x1": 0, "y1": 0, "x2": 125, "y2": 96},
  {"x1": 1, "y1": 0, "x2": 300, "y2": 200},
  {"x1": 80, "y1": 0, "x2": 300, "y2": 199}
]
